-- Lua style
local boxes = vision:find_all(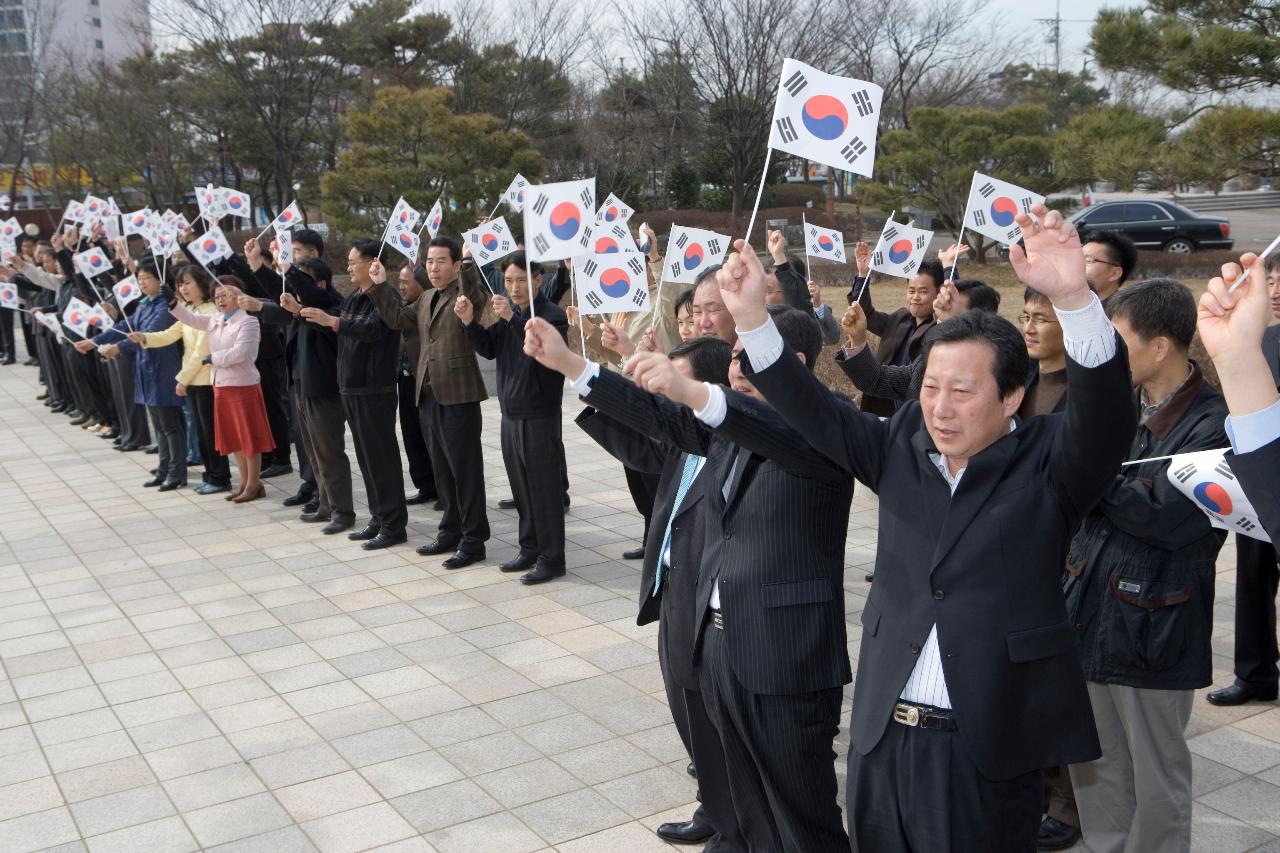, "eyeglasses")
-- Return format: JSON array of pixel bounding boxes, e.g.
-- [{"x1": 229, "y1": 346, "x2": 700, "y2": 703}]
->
[
  {"x1": 1083, "y1": 257, "x2": 1118, "y2": 267},
  {"x1": 1018, "y1": 314, "x2": 1059, "y2": 328}
]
